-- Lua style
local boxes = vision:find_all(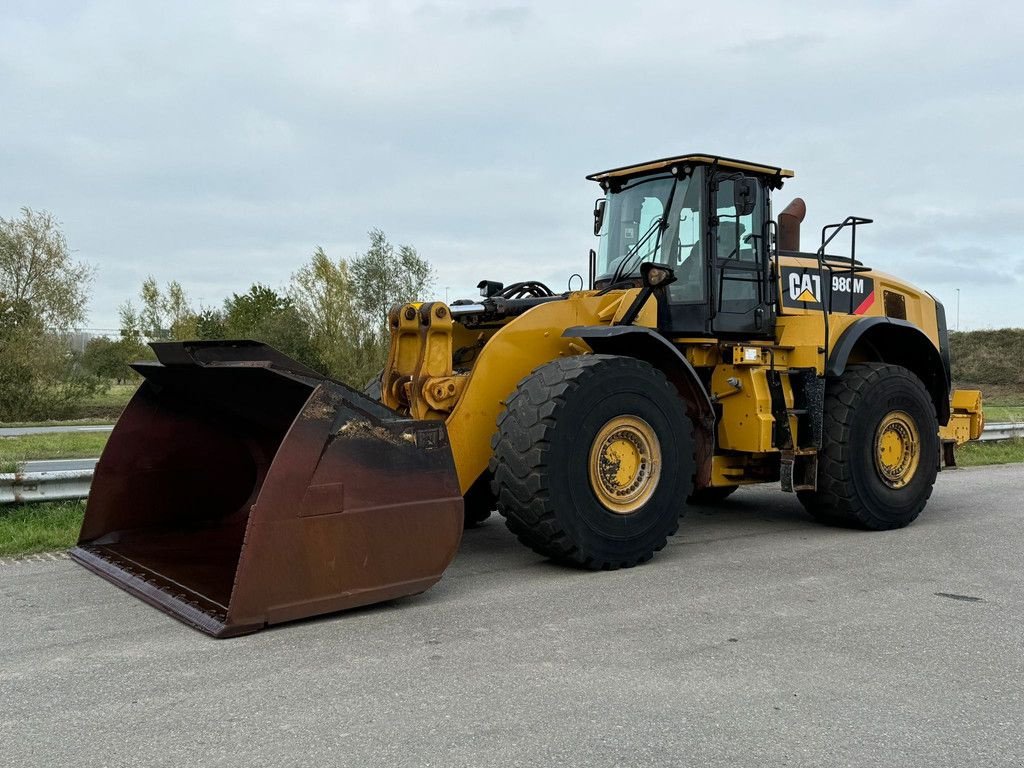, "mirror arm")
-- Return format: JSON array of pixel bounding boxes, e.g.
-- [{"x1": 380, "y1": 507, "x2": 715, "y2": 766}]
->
[{"x1": 615, "y1": 286, "x2": 654, "y2": 327}]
